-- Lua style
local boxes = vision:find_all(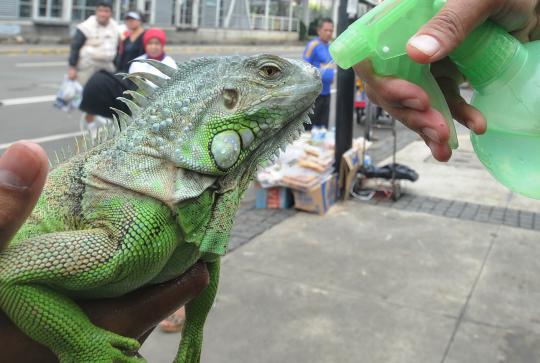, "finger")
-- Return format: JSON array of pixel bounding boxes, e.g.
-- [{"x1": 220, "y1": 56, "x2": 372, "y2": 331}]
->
[
  {"x1": 365, "y1": 84, "x2": 453, "y2": 161},
  {"x1": 495, "y1": 0, "x2": 539, "y2": 38},
  {"x1": 354, "y1": 60, "x2": 452, "y2": 161},
  {"x1": 420, "y1": 134, "x2": 453, "y2": 162},
  {"x1": 509, "y1": 11, "x2": 539, "y2": 42},
  {"x1": 436, "y1": 77, "x2": 486, "y2": 134},
  {"x1": 360, "y1": 76, "x2": 448, "y2": 142},
  {"x1": 0, "y1": 311, "x2": 58, "y2": 362},
  {"x1": 80, "y1": 261, "x2": 210, "y2": 341},
  {"x1": 407, "y1": 0, "x2": 499, "y2": 63},
  {"x1": 353, "y1": 61, "x2": 431, "y2": 112},
  {"x1": 0, "y1": 142, "x2": 48, "y2": 247}
]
